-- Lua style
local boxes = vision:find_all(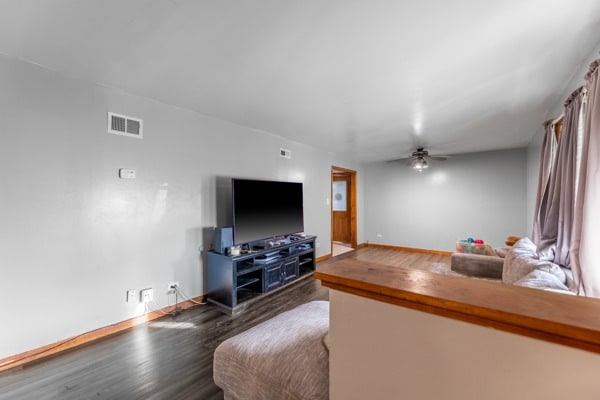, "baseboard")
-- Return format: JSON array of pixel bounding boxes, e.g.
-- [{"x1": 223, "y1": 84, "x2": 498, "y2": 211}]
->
[
  {"x1": 0, "y1": 295, "x2": 206, "y2": 373},
  {"x1": 365, "y1": 243, "x2": 453, "y2": 256},
  {"x1": 316, "y1": 253, "x2": 332, "y2": 262}
]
